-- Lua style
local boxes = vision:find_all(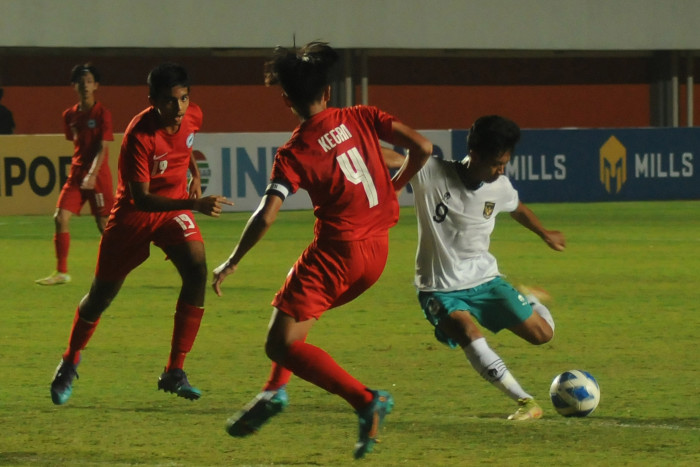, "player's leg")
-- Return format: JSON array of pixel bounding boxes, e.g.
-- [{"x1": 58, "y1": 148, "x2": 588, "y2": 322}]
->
[
  {"x1": 51, "y1": 276, "x2": 124, "y2": 405},
  {"x1": 224, "y1": 308, "x2": 309, "y2": 437},
  {"x1": 95, "y1": 215, "x2": 109, "y2": 233},
  {"x1": 36, "y1": 207, "x2": 73, "y2": 285},
  {"x1": 264, "y1": 307, "x2": 392, "y2": 459},
  {"x1": 50, "y1": 218, "x2": 148, "y2": 404},
  {"x1": 264, "y1": 309, "x2": 372, "y2": 403},
  {"x1": 477, "y1": 279, "x2": 549, "y2": 418},
  {"x1": 509, "y1": 313, "x2": 553, "y2": 345},
  {"x1": 158, "y1": 239, "x2": 207, "y2": 400},
  {"x1": 267, "y1": 237, "x2": 392, "y2": 458},
  {"x1": 227, "y1": 237, "x2": 393, "y2": 458},
  {"x1": 436, "y1": 306, "x2": 538, "y2": 402},
  {"x1": 421, "y1": 288, "x2": 542, "y2": 420},
  {"x1": 53, "y1": 207, "x2": 72, "y2": 270},
  {"x1": 510, "y1": 286, "x2": 555, "y2": 344},
  {"x1": 91, "y1": 170, "x2": 114, "y2": 235}
]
